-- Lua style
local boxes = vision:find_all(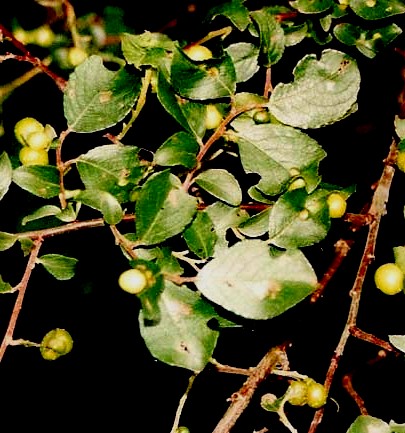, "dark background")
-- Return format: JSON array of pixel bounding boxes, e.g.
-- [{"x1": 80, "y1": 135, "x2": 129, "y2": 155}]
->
[{"x1": 1, "y1": 1, "x2": 405, "y2": 432}]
